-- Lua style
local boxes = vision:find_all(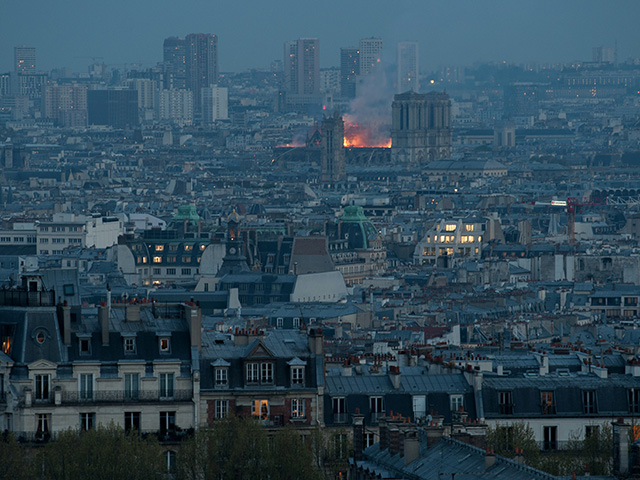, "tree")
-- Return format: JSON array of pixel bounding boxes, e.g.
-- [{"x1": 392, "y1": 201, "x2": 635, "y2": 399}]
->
[
  {"x1": 41, "y1": 424, "x2": 164, "y2": 480},
  {"x1": 310, "y1": 426, "x2": 352, "y2": 480},
  {"x1": 486, "y1": 421, "x2": 540, "y2": 466},
  {"x1": 0, "y1": 433, "x2": 36, "y2": 480},
  {"x1": 271, "y1": 427, "x2": 321, "y2": 480}
]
